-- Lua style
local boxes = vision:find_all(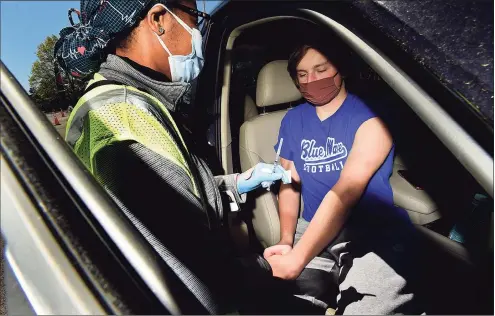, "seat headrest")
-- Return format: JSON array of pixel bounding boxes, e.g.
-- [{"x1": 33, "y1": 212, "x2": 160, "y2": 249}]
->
[{"x1": 256, "y1": 60, "x2": 302, "y2": 107}]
